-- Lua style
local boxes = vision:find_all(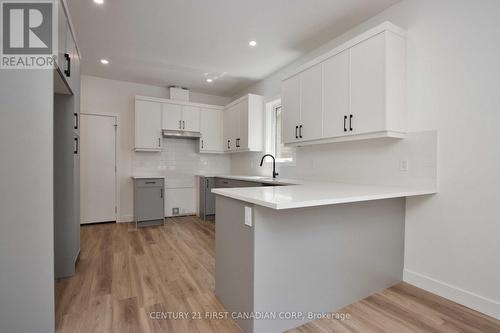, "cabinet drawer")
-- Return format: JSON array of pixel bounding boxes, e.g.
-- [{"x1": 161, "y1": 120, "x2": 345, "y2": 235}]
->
[{"x1": 135, "y1": 178, "x2": 164, "y2": 188}]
